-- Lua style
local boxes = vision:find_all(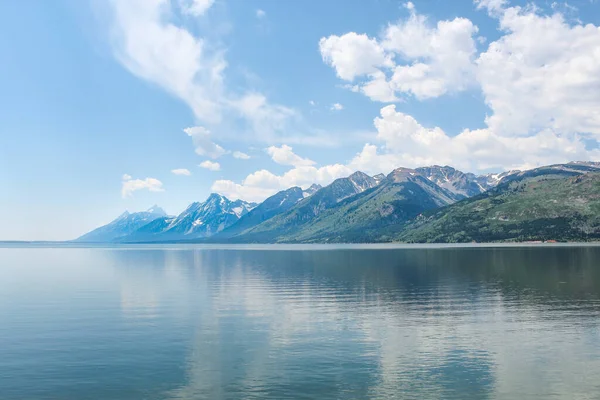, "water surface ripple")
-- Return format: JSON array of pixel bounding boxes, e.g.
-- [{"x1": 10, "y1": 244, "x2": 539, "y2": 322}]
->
[{"x1": 1, "y1": 246, "x2": 600, "y2": 399}]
